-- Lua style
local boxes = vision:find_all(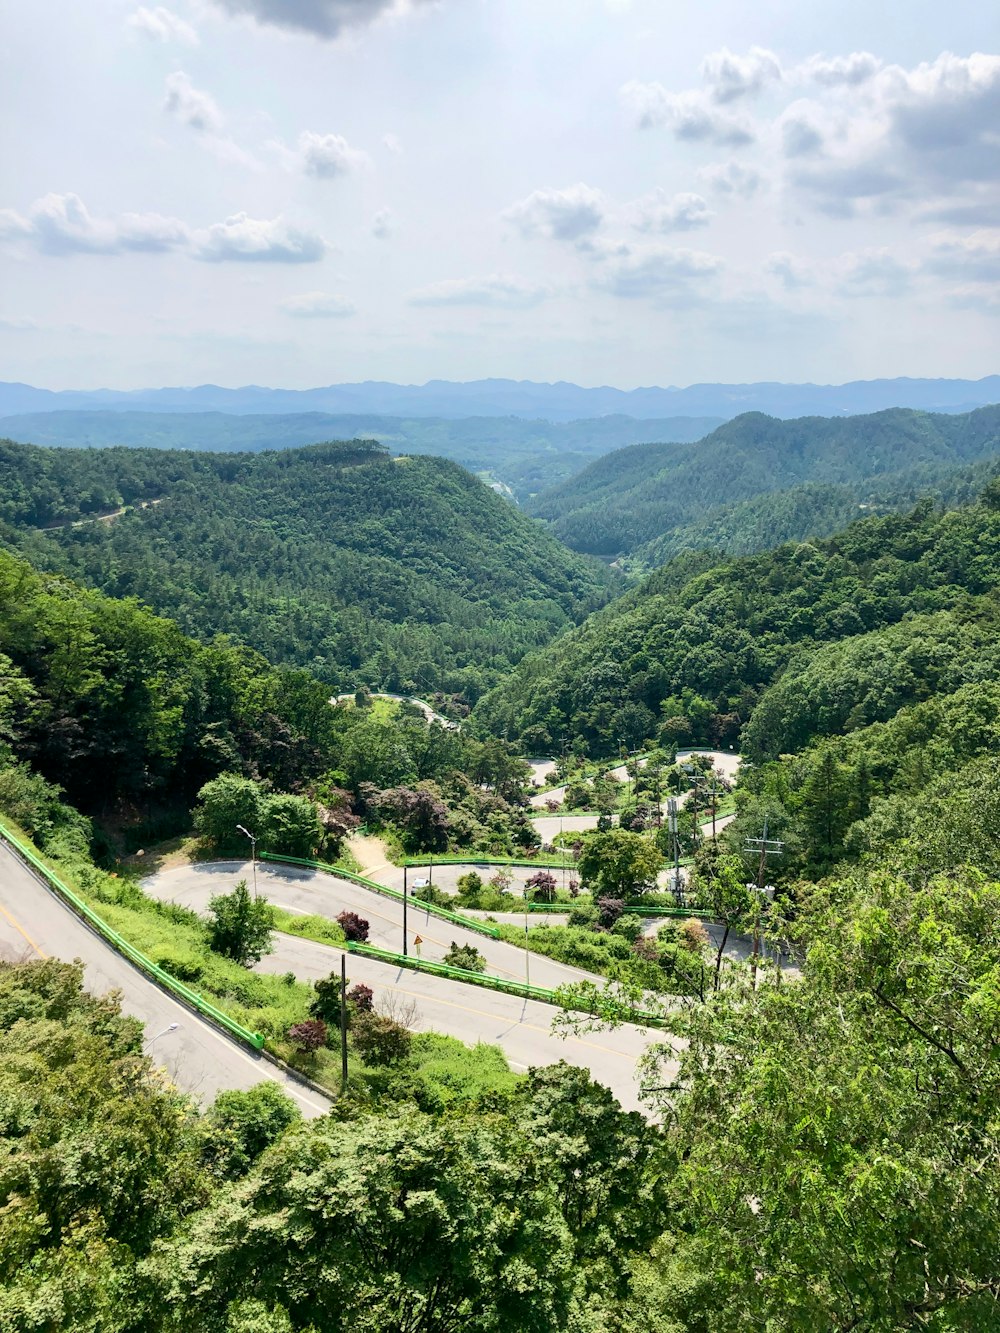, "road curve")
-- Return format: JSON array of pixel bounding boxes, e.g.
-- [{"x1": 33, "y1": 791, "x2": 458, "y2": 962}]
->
[
  {"x1": 0, "y1": 843, "x2": 330, "y2": 1118},
  {"x1": 144, "y1": 860, "x2": 620, "y2": 994},
  {"x1": 142, "y1": 860, "x2": 665, "y2": 1113}
]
